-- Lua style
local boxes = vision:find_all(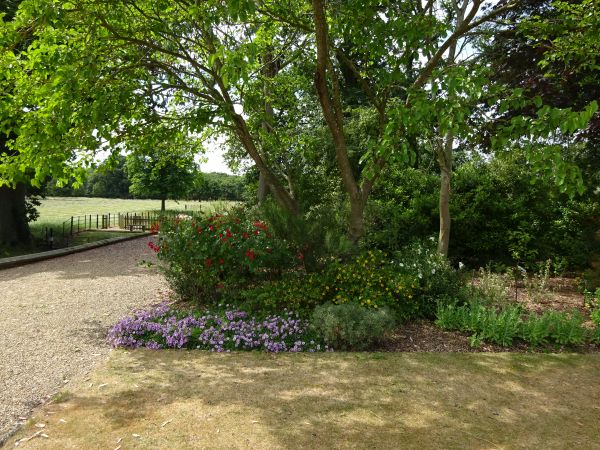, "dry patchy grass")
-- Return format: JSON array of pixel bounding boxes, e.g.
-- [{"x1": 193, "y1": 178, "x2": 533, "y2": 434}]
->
[{"x1": 8, "y1": 351, "x2": 600, "y2": 449}]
